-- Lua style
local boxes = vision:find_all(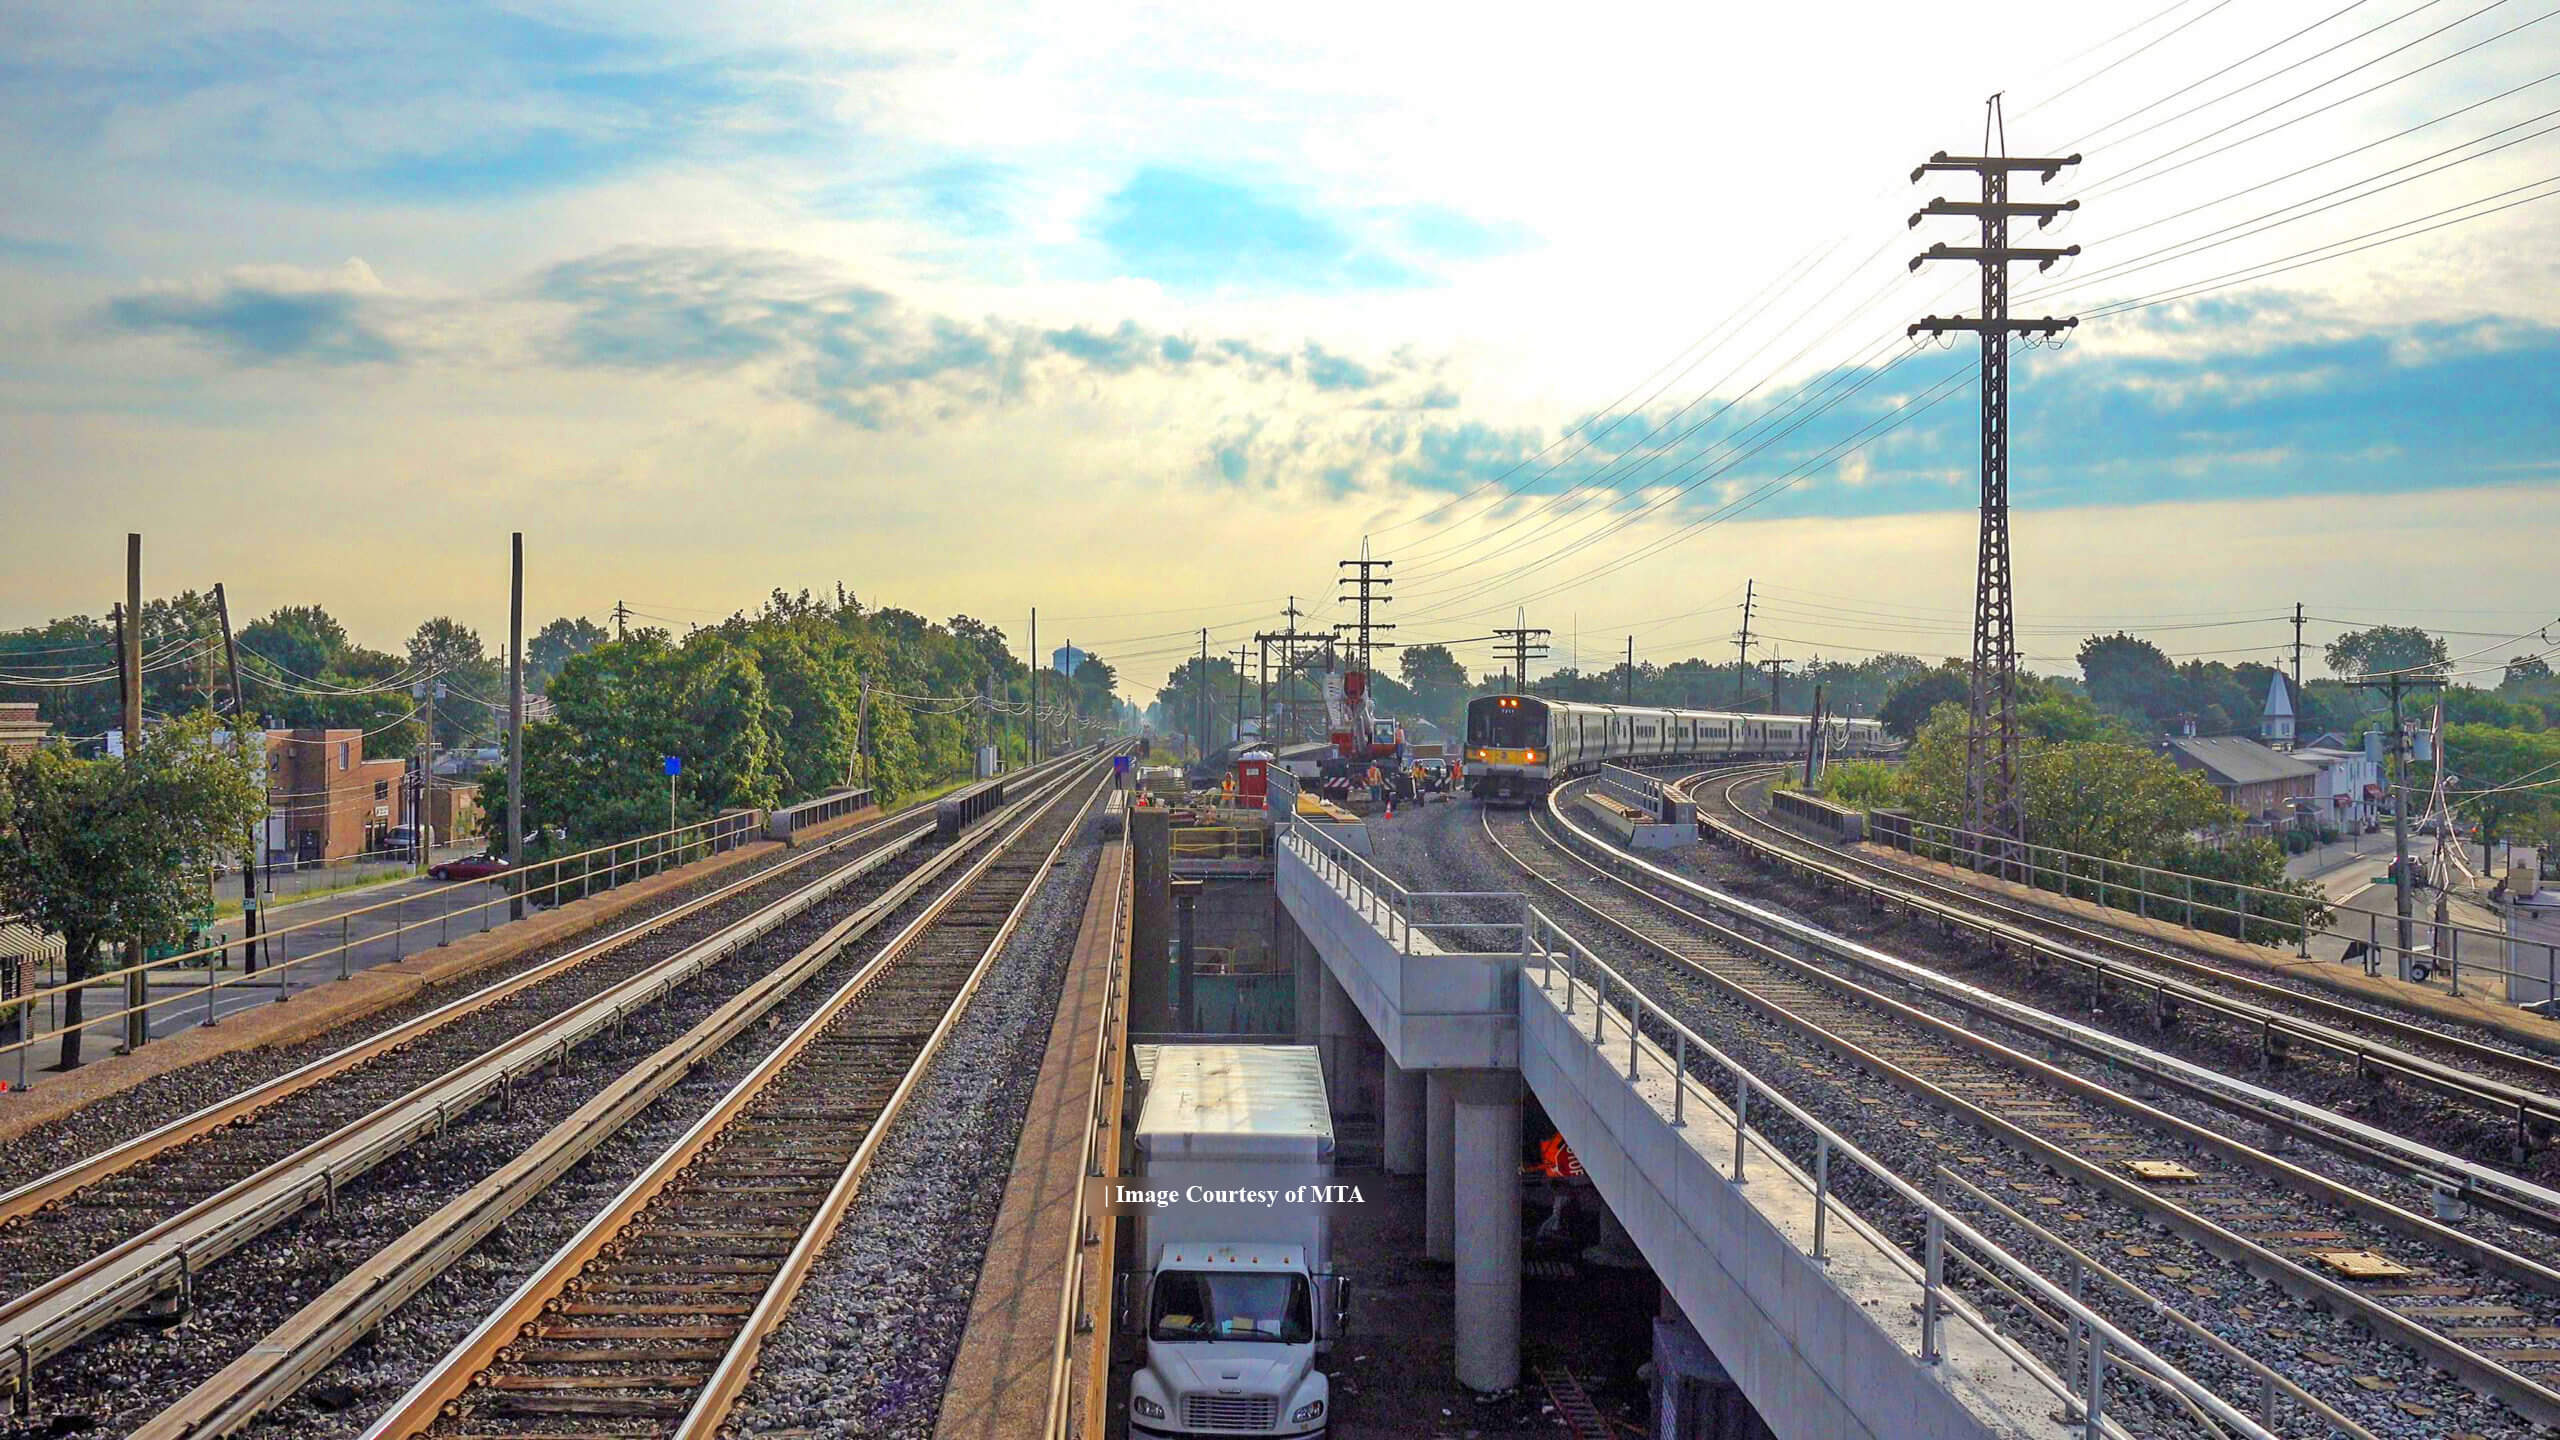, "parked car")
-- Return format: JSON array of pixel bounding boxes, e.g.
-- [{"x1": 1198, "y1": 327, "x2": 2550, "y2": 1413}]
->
[
  {"x1": 430, "y1": 852, "x2": 512, "y2": 882},
  {"x1": 382, "y1": 826, "x2": 421, "y2": 854}
]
